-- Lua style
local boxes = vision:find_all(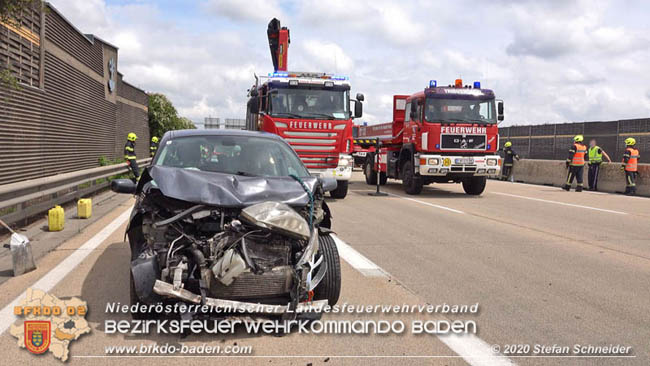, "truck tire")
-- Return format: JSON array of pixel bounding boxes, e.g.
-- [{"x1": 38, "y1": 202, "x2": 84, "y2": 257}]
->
[
  {"x1": 330, "y1": 180, "x2": 348, "y2": 199},
  {"x1": 314, "y1": 234, "x2": 341, "y2": 306},
  {"x1": 402, "y1": 160, "x2": 423, "y2": 195},
  {"x1": 364, "y1": 157, "x2": 377, "y2": 185},
  {"x1": 462, "y1": 176, "x2": 487, "y2": 195}
]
